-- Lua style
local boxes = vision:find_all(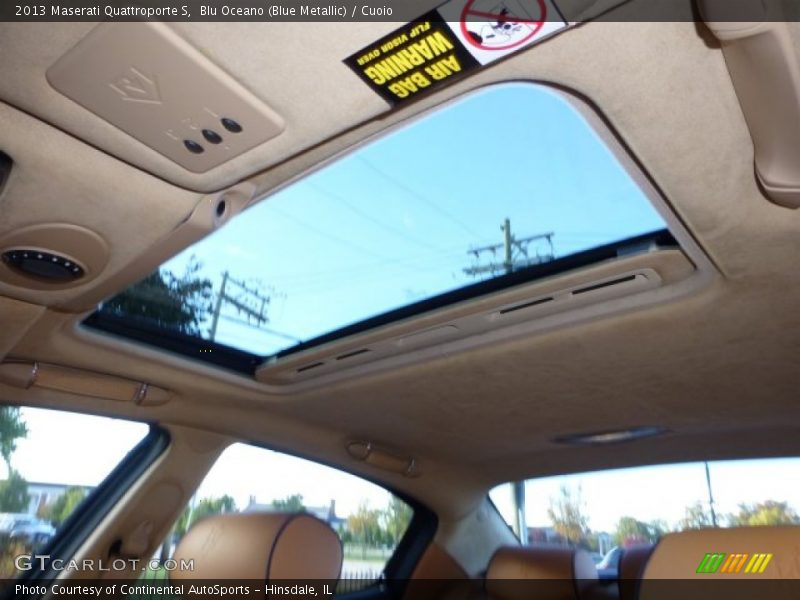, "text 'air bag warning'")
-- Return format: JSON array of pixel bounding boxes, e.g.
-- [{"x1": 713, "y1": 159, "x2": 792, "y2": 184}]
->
[{"x1": 344, "y1": 0, "x2": 567, "y2": 105}]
